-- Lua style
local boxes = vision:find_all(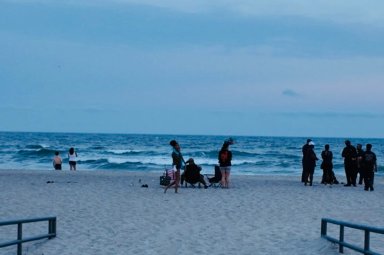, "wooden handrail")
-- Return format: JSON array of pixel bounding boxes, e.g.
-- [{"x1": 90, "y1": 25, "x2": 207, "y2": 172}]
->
[
  {"x1": 321, "y1": 218, "x2": 384, "y2": 255},
  {"x1": 0, "y1": 216, "x2": 56, "y2": 255}
]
